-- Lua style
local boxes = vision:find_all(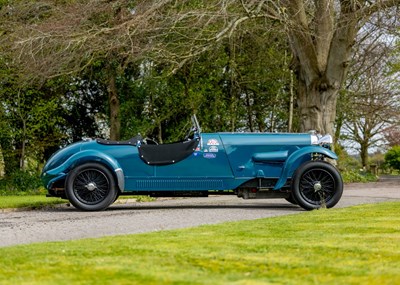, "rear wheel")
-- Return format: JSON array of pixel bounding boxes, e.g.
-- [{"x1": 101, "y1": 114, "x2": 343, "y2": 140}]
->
[
  {"x1": 65, "y1": 163, "x2": 117, "y2": 211},
  {"x1": 285, "y1": 194, "x2": 298, "y2": 205},
  {"x1": 292, "y1": 161, "x2": 343, "y2": 210}
]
